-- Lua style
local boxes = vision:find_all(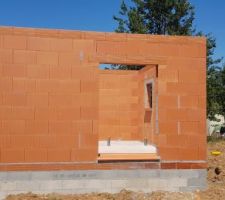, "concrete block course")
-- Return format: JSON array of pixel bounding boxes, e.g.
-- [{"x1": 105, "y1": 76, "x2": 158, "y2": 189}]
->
[{"x1": 0, "y1": 169, "x2": 206, "y2": 199}]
